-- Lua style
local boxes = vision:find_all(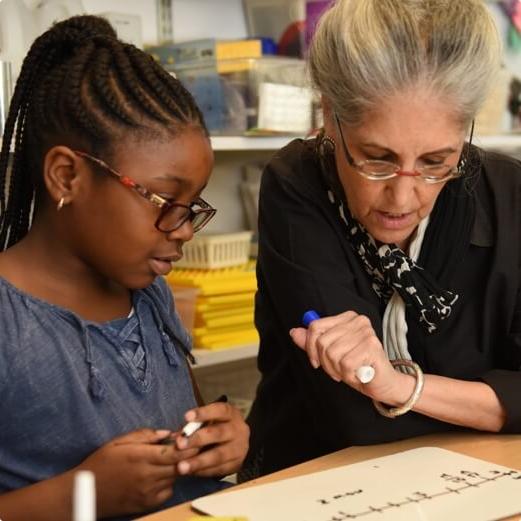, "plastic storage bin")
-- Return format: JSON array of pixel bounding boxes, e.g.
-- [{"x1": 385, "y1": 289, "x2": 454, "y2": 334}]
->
[
  {"x1": 244, "y1": 0, "x2": 306, "y2": 57},
  {"x1": 171, "y1": 56, "x2": 311, "y2": 135},
  {"x1": 175, "y1": 232, "x2": 253, "y2": 269},
  {"x1": 170, "y1": 285, "x2": 199, "y2": 334}
]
